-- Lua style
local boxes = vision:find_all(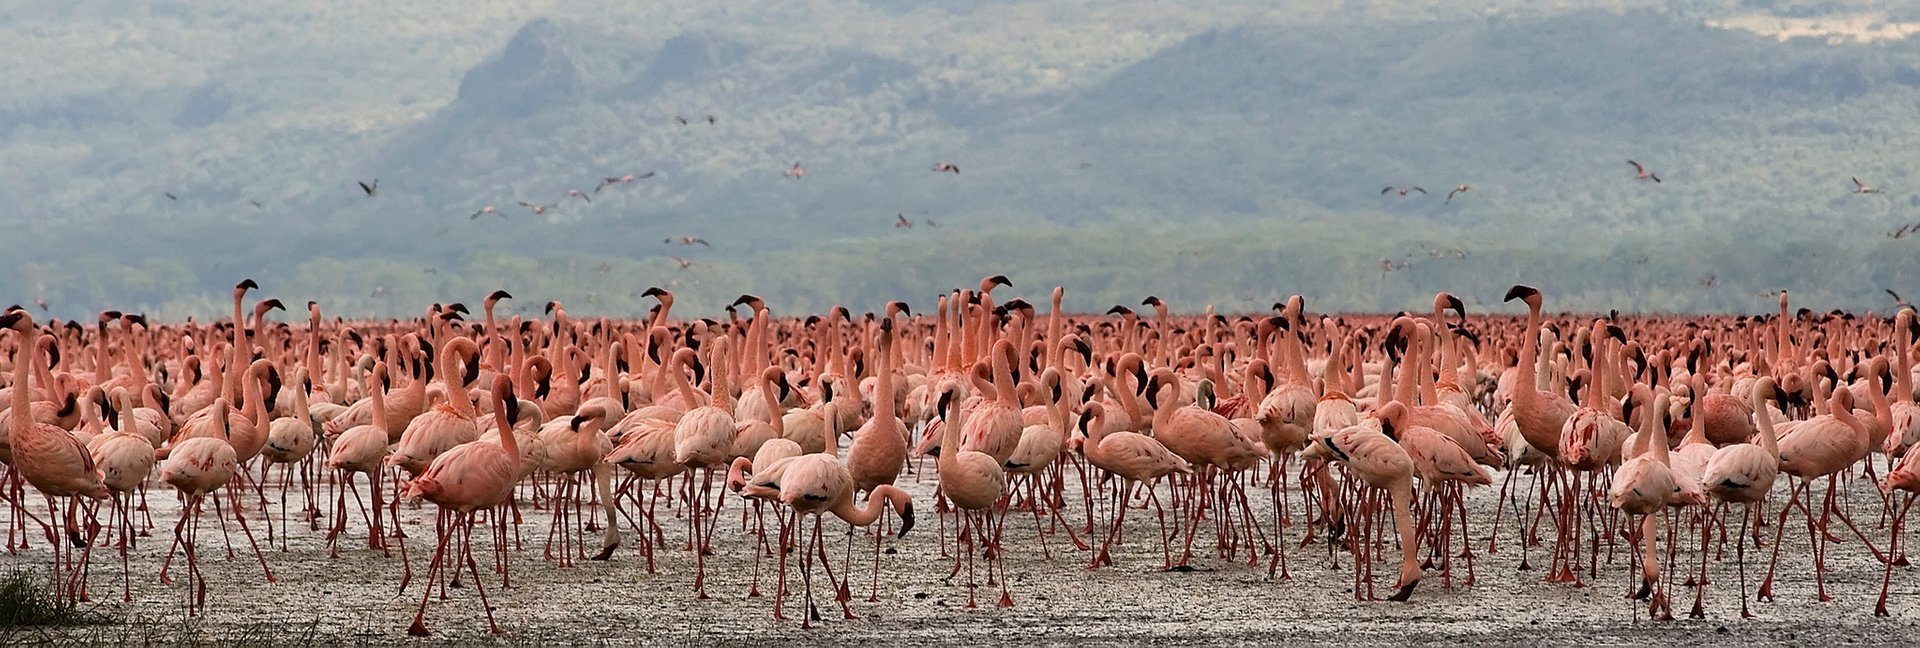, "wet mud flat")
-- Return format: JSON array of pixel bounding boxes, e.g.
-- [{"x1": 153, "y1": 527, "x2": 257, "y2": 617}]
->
[{"x1": 1, "y1": 463, "x2": 1915, "y2": 646}]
